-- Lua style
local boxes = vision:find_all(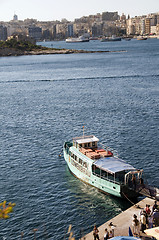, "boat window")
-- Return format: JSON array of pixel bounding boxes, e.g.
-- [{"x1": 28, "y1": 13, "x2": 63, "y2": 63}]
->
[
  {"x1": 101, "y1": 169, "x2": 107, "y2": 178},
  {"x1": 88, "y1": 143, "x2": 90, "y2": 147},
  {"x1": 108, "y1": 172, "x2": 114, "y2": 181},
  {"x1": 115, "y1": 172, "x2": 124, "y2": 183},
  {"x1": 79, "y1": 158, "x2": 83, "y2": 165},
  {"x1": 75, "y1": 155, "x2": 77, "y2": 161},
  {"x1": 79, "y1": 144, "x2": 82, "y2": 148},
  {"x1": 92, "y1": 165, "x2": 100, "y2": 175},
  {"x1": 83, "y1": 162, "x2": 87, "y2": 169},
  {"x1": 92, "y1": 142, "x2": 95, "y2": 147},
  {"x1": 84, "y1": 143, "x2": 88, "y2": 147}
]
